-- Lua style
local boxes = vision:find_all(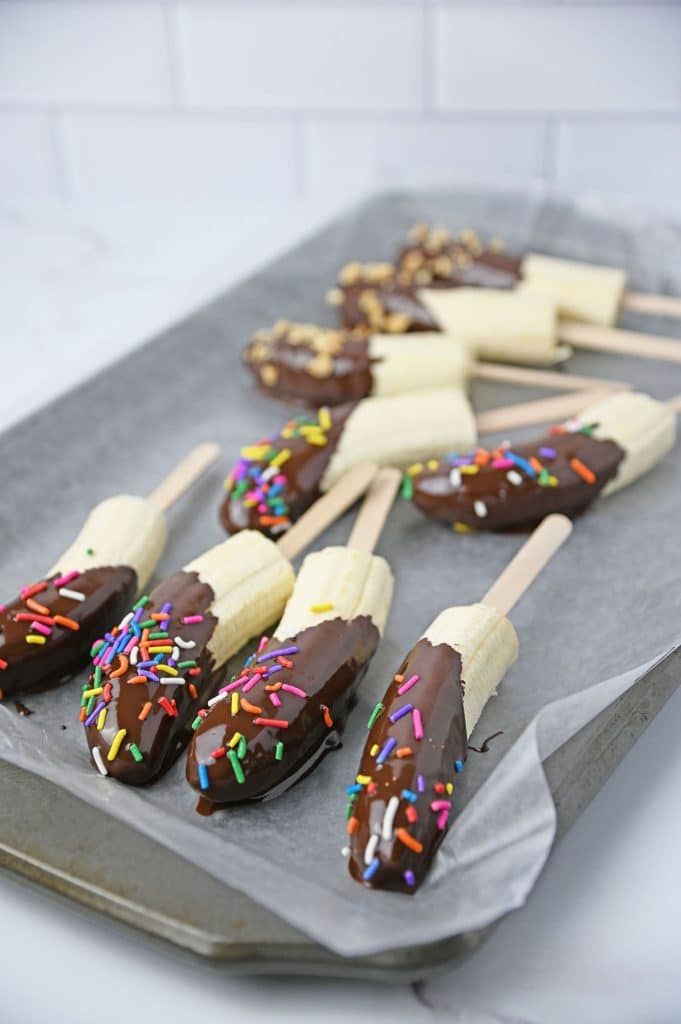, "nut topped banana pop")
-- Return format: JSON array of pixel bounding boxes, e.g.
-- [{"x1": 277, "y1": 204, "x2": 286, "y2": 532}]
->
[
  {"x1": 243, "y1": 319, "x2": 623, "y2": 410},
  {"x1": 81, "y1": 464, "x2": 377, "y2": 784},
  {"x1": 244, "y1": 321, "x2": 471, "y2": 407},
  {"x1": 187, "y1": 468, "x2": 399, "y2": 807},
  {"x1": 0, "y1": 444, "x2": 220, "y2": 698},
  {"x1": 346, "y1": 514, "x2": 572, "y2": 893},
  {"x1": 409, "y1": 391, "x2": 678, "y2": 532},
  {"x1": 330, "y1": 225, "x2": 681, "y2": 367}
]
